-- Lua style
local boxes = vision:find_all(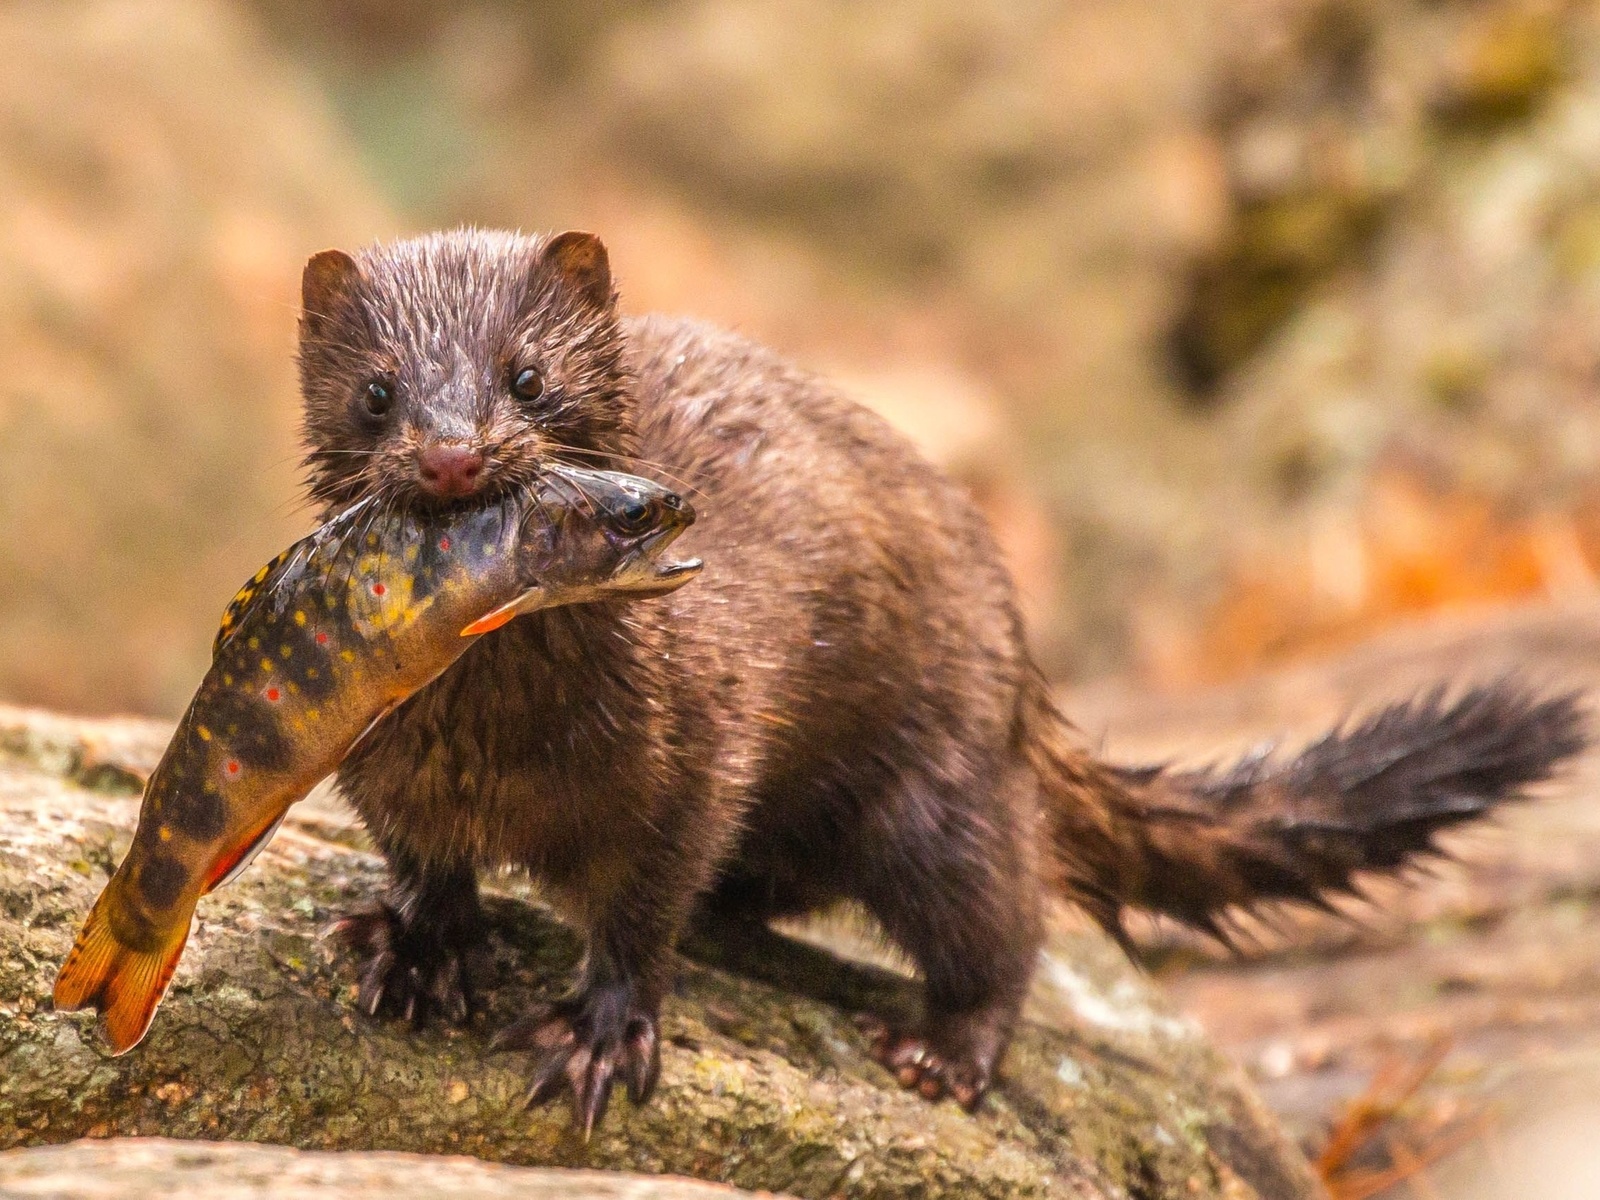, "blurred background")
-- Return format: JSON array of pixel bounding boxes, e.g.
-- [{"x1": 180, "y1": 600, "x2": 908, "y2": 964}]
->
[
  {"x1": 14, "y1": 0, "x2": 1600, "y2": 716},
  {"x1": 6, "y1": 0, "x2": 1600, "y2": 1194}
]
